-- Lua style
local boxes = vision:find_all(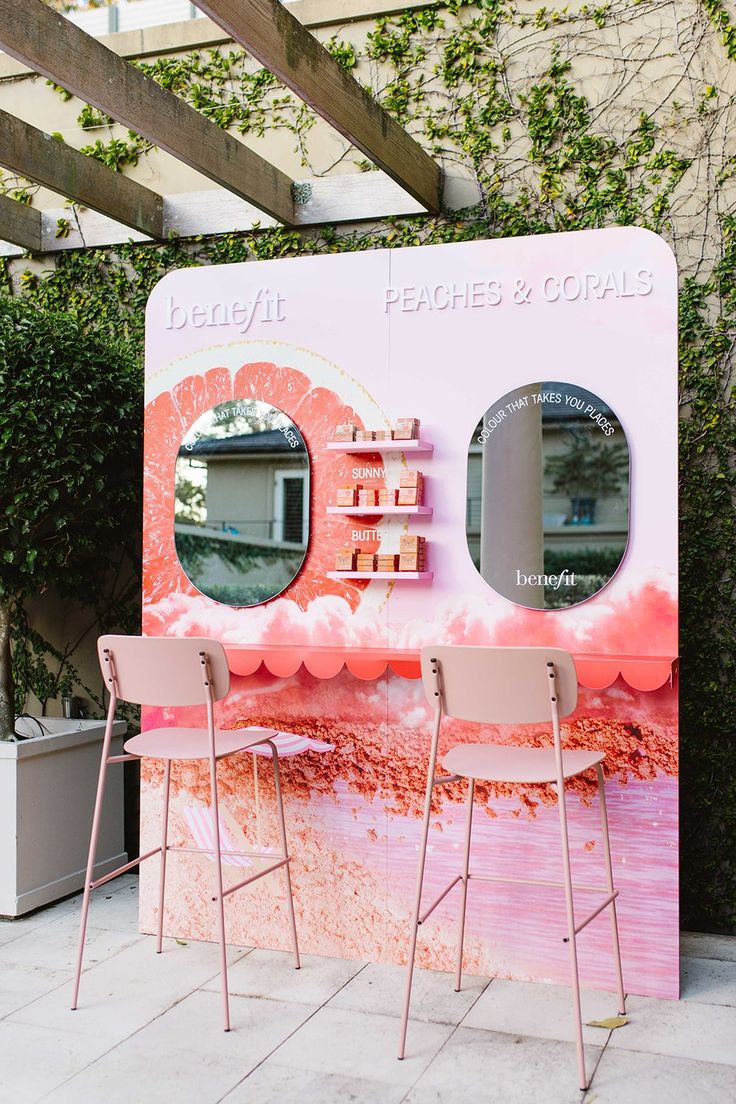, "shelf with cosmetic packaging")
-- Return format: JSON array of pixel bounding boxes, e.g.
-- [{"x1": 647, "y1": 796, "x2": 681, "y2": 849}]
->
[
  {"x1": 326, "y1": 571, "x2": 433, "y2": 581},
  {"x1": 326, "y1": 505, "x2": 432, "y2": 516},
  {"x1": 325, "y1": 439, "x2": 433, "y2": 456}
]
